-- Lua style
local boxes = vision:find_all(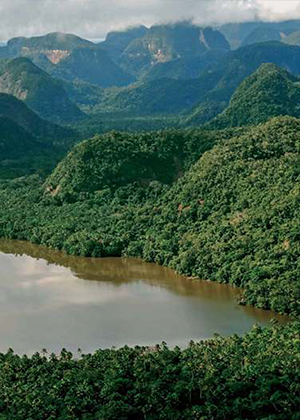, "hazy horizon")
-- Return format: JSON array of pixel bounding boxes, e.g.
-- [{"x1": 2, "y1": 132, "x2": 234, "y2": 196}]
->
[{"x1": 0, "y1": 0, "x2": 299, "y2": 43}]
